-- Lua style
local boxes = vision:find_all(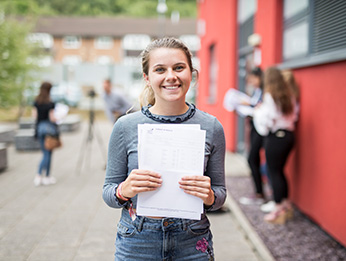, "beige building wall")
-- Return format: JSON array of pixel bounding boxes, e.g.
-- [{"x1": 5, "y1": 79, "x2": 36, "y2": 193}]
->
[{"x1": 52, "y1": 37, "x2": 123, "y2": 63}]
